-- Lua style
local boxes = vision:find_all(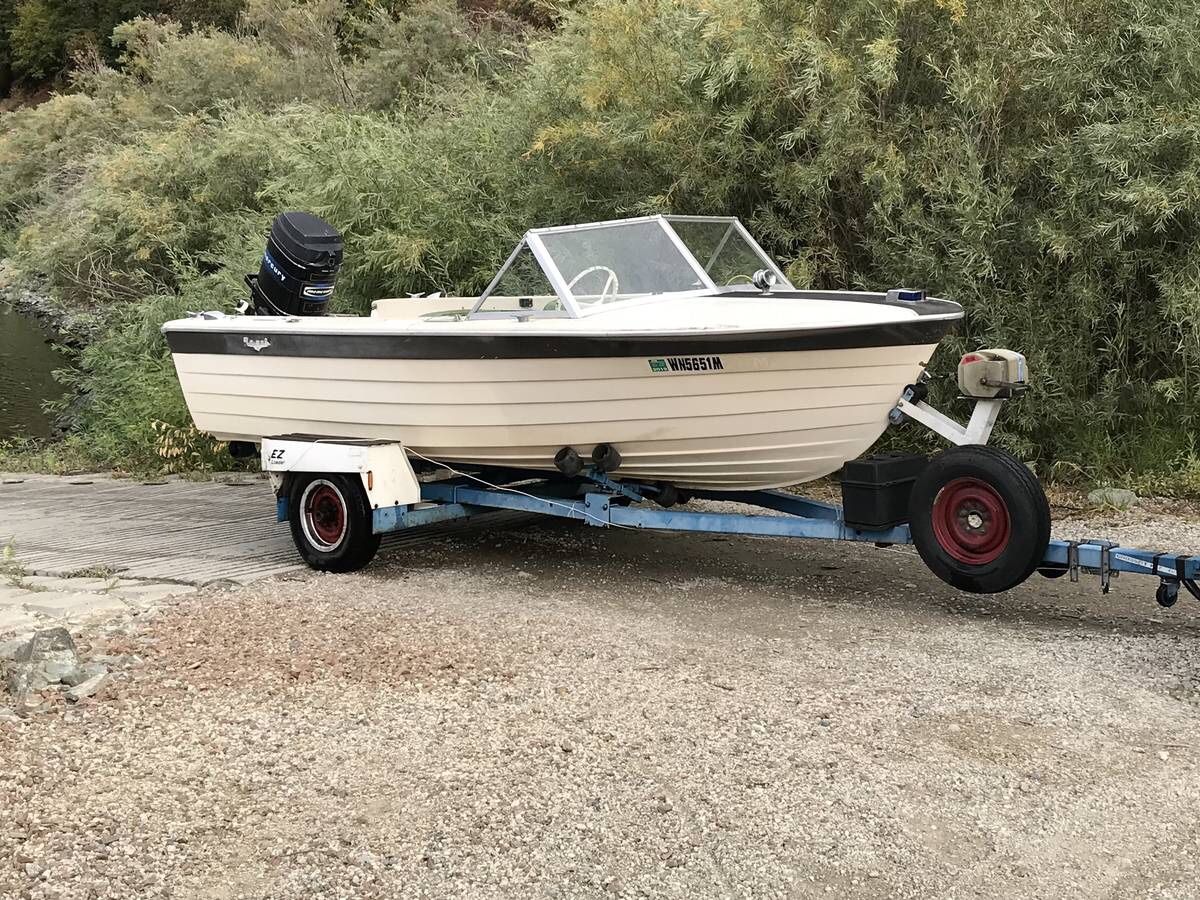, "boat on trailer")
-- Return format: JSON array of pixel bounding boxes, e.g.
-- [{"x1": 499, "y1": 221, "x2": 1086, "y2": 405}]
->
[
  {"x1": 163, "y1": 214, "x2": 962, "y2": 490},
  {"x1": 163, "y1": 212, "x2": 1200, "y2": 606}
]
